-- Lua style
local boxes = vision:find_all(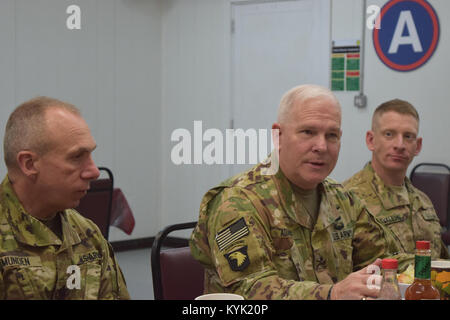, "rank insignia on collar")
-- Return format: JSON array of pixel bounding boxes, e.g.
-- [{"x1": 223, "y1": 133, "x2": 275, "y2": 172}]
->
[
  {"x1": 333, "y1": 217, "x2": 344, "y2": 230},
  {"x1": 224, "y1": 246, "x2": 250, "y2": 272}
]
